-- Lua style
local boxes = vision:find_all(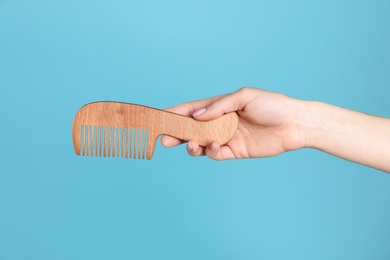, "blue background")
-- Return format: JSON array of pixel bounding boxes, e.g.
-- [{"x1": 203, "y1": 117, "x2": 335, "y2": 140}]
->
[{"x1": 1, "y1": 0, "x2": 389, "y2": 259}]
